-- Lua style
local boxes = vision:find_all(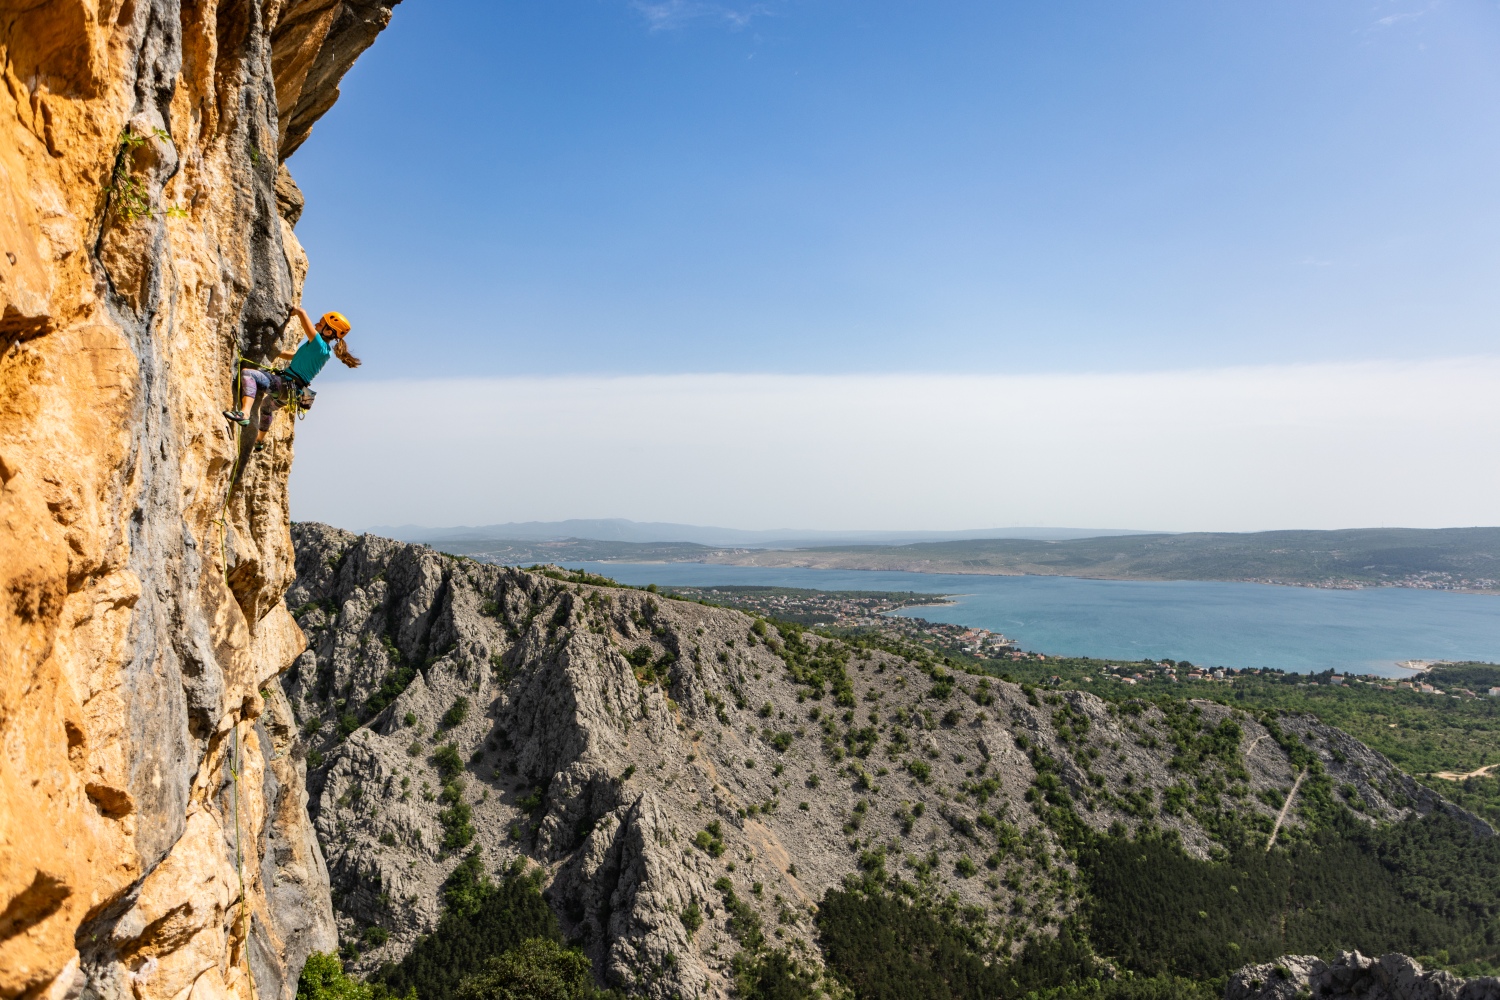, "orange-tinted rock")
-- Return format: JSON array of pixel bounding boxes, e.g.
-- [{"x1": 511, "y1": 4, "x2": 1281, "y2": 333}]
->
[{"x1": 0, "y1": 2, "x2": 398, "y2": 998}]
